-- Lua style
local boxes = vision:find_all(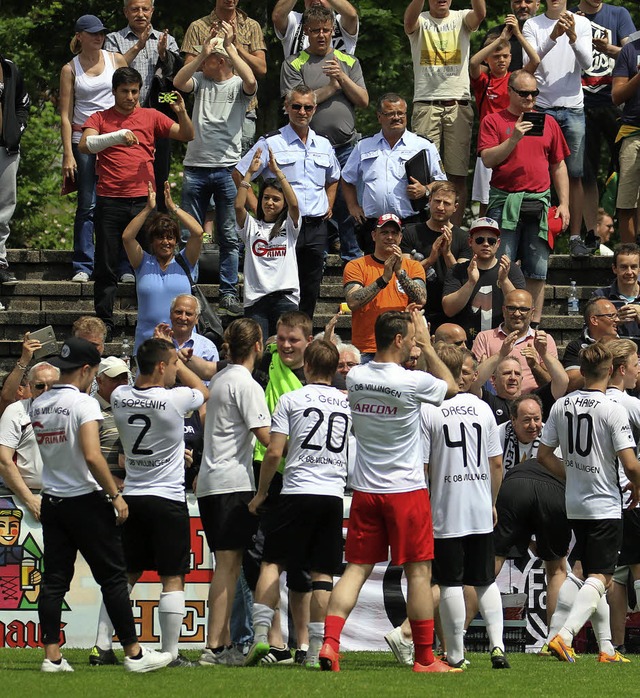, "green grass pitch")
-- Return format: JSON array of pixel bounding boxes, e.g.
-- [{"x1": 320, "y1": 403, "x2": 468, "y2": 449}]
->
[{"x1": 1, "y1": 649, "x2": 638, "y2": 697}]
